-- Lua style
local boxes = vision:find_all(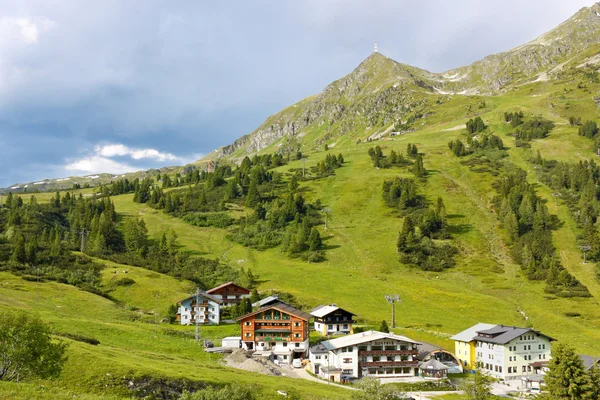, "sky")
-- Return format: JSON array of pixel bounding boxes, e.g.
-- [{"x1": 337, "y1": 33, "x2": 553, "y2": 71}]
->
[{"x1": 0, "y1": 0, "x2": 594, "y2": 187}]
